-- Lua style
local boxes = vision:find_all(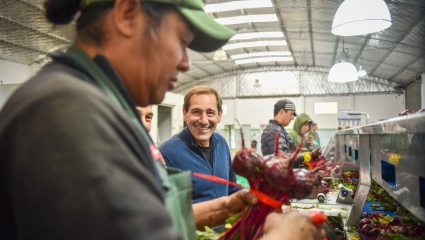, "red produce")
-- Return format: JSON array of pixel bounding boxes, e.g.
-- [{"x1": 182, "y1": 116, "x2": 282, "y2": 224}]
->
[
  {"x1": 291, "y1": 168, "x2": 315, "y2": 199},
  {"x1": 219, "y1": 134, "x2": 306, "y2": 240},
  {"x1": 231, "y1": 119, "x2": 263, "y2": 178}
]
